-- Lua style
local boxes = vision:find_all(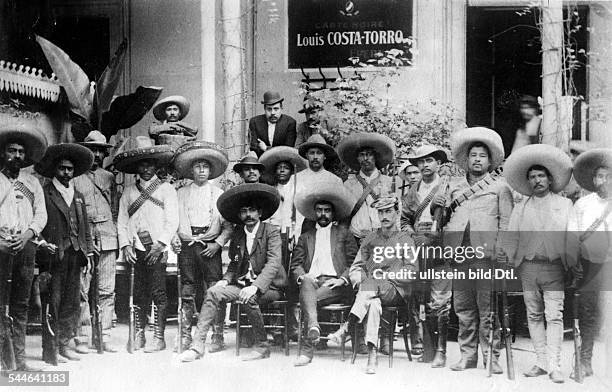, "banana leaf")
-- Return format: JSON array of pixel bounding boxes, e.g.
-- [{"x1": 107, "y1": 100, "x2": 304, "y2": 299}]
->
[
  {"x1": 95, "y1": 39, "x2": 128, "y2": 126},
  {"x1": 100, "y1": 86, "x2": 163, "y2": 138},
  {"x1": 36, "y1": 35, "x2": 93, "y2": 122}
]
